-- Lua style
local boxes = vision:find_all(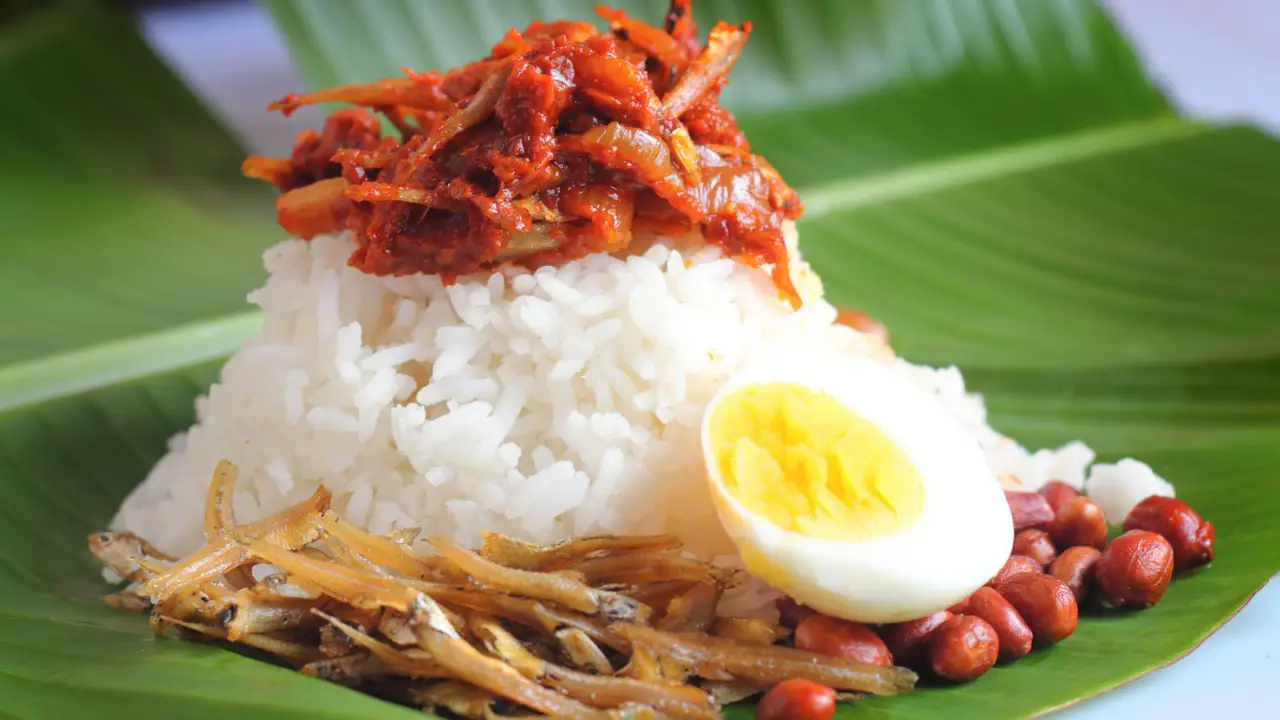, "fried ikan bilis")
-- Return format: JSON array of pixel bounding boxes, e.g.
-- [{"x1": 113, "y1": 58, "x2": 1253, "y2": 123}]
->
[{"x1": 90, "y1": 460, "x2": 915, "y2": 718}]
